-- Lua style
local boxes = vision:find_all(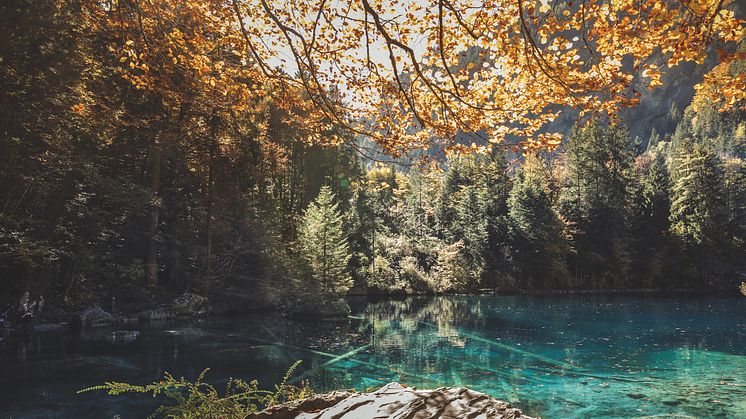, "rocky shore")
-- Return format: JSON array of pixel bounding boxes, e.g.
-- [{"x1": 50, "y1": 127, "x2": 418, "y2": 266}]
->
[
  {"x1": 251, "y1": 382, "x2": 534, "y2": 419},
  {"x1": 3, "y1": 291, "x2": 246, "y2": 329}
]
